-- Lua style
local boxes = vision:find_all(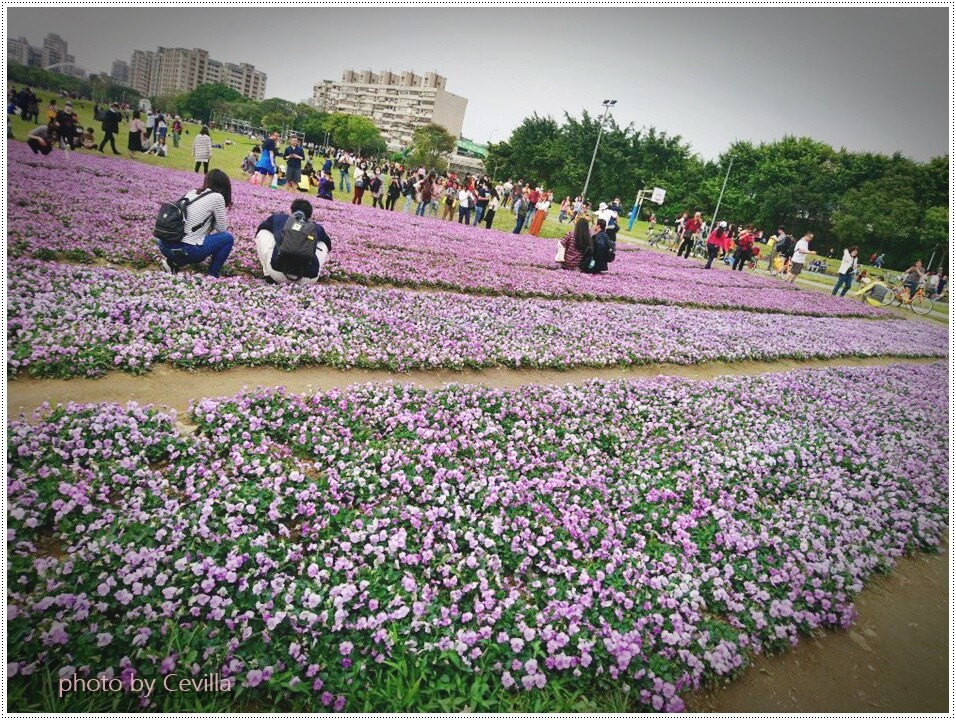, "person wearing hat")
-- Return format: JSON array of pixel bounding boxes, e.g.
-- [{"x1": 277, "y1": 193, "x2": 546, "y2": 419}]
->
[
  {"x1": 98, "y1": 101, "x2": 122, "y2": 155},
  {"x1": 55, "y1": 101, "x2": 78, "y2": 150},
  {"x1": 704, "y1": 221, "x2": 729, "y2": 269}
]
